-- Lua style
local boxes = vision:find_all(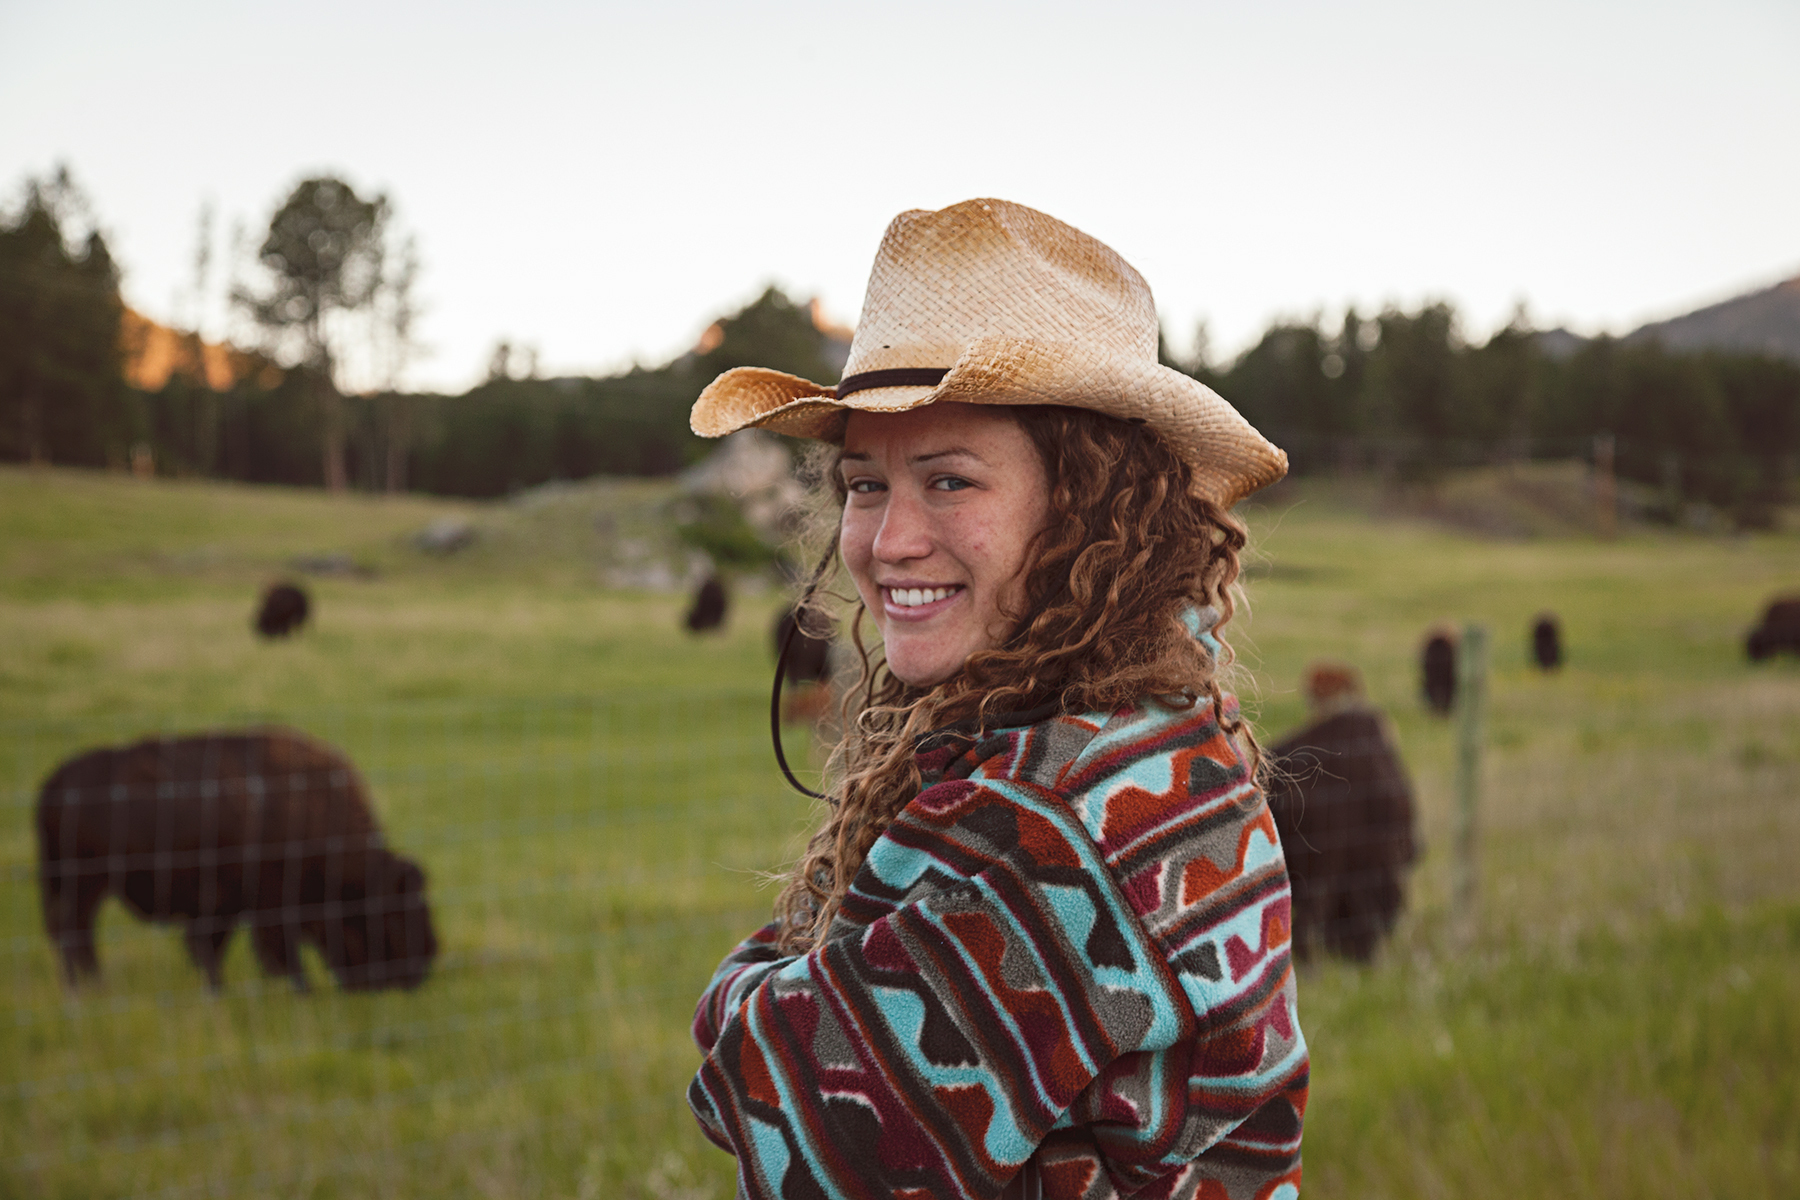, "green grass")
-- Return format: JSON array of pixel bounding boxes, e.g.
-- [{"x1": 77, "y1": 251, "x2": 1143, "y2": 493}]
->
[
  {"x1": 1300, "y1": 901, "x2": 1800, "y2": 1199},
  {"x1": 2, "y1": 463, "x2": 1798, "y2": 1198}
]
